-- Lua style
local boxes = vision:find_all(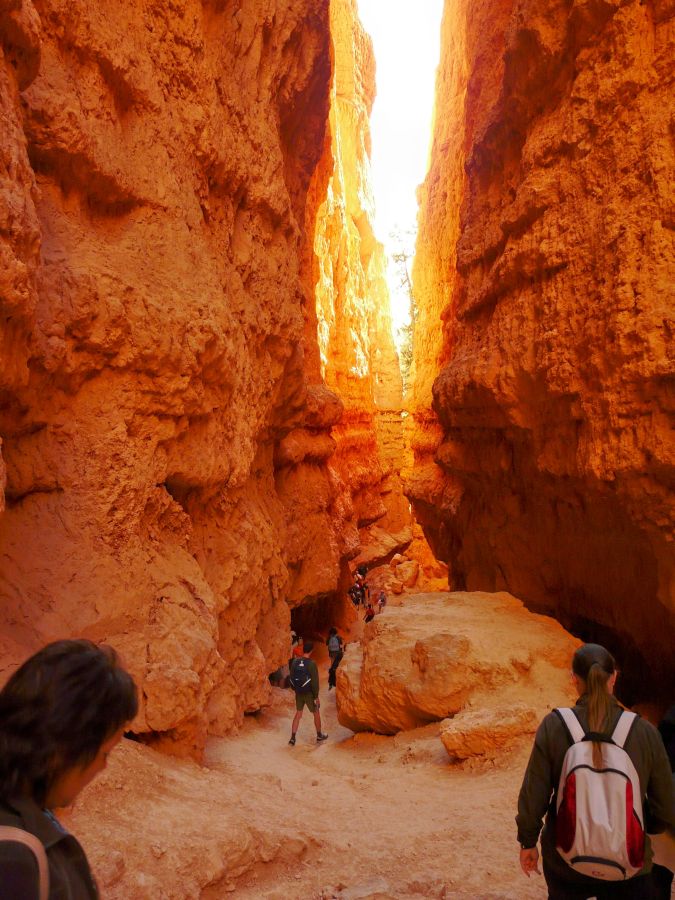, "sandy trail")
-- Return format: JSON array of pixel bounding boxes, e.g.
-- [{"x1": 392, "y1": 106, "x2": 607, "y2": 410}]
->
[{"x1": 202, "y1": 642, "x2": 547, "y2": 899}]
